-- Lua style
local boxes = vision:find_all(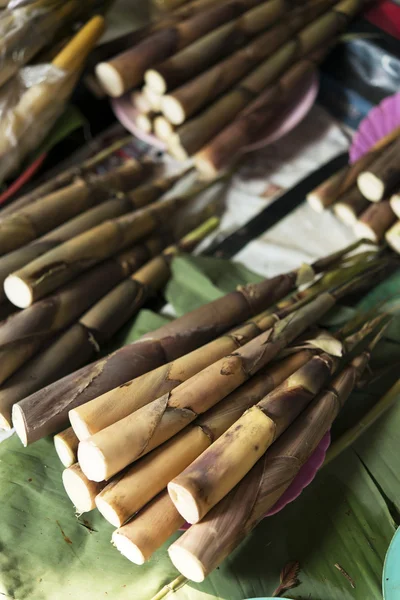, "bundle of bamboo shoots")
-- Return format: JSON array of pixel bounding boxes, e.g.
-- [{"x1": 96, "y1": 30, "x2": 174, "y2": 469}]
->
[
  {"x1": 95, "y1": 0, "x2": 365, "y2": 168},
  {"x1": 0, "y1": 15, "x2": 105, "y2": 182},
  {"x1": 307, "y1": 124, "x2": 400, "y2": 251}
]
